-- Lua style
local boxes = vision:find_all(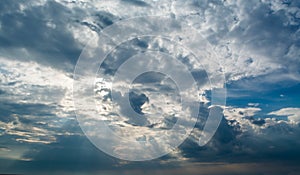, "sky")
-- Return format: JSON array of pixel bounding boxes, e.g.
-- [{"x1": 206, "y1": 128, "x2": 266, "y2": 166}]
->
[{"x1": 0, "y1": 0, "x2": 300, "y2": 174}]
